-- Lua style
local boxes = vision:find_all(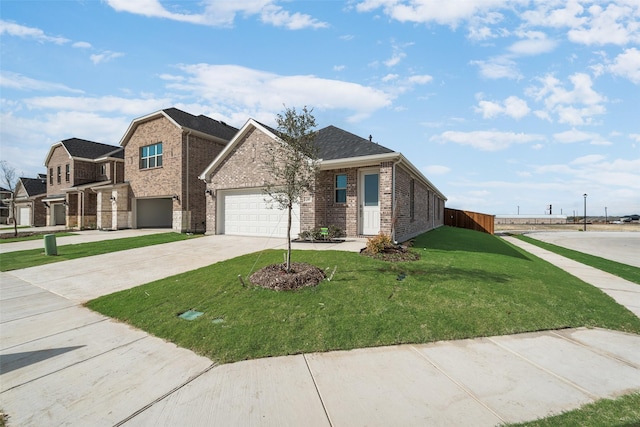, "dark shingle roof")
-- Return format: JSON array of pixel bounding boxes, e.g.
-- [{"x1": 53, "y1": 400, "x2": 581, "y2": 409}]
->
[
  {"x1": 314, "y1": 126, "x2": 394, "y2": 160},
  {"x1": 20, "y1": 176, "x2": 47, "y2": 197},
  {"x1": 163, "y1": 108, "x2": 239, "y2": 141},
  {"x1": 61, "y1": 138, "x2": 124, "y2": 160}
]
